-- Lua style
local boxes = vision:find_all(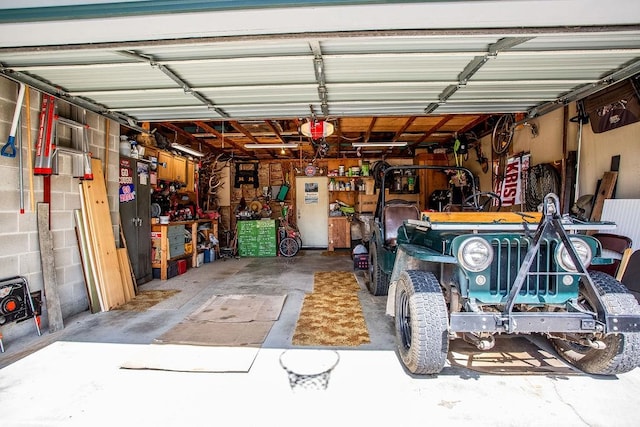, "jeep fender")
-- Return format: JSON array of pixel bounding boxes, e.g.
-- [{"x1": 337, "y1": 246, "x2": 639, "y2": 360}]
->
[{"x1": 386, "y1": 243, "x2": 456, "y2": 317}]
